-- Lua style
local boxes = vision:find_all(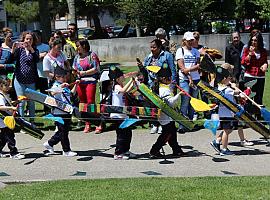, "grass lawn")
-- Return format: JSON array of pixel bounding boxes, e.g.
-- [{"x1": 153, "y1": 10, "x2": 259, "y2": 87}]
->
[{"x1": 0, "y1": 177, "x2": 270, "y2": 200}]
